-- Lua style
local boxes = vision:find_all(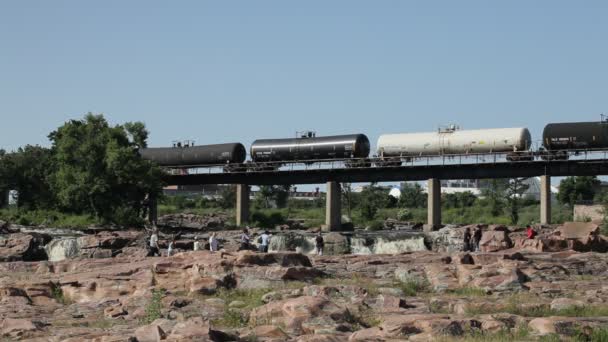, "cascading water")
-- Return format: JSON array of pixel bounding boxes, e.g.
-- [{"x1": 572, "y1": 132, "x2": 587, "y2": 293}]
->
[
  {"x1": 45, "y1": 238, "x2": 81, "y2": 261},
  {"x1": 350, "y1": 236, "x2": 427, "y2": 254},
  {"x1": 371, "y1": 237, "x2": 428, "y2": 254},
  {"x1": 266, "y1": 231, "x2": 429, "y2": 255}
]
